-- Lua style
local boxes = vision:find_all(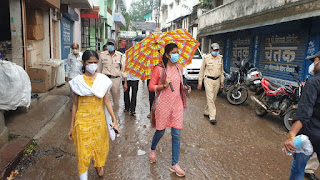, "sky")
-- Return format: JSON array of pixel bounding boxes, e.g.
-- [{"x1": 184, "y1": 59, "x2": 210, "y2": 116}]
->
[{"x1": 126, "y1": 0, "x2": 133, "y2": 11}]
